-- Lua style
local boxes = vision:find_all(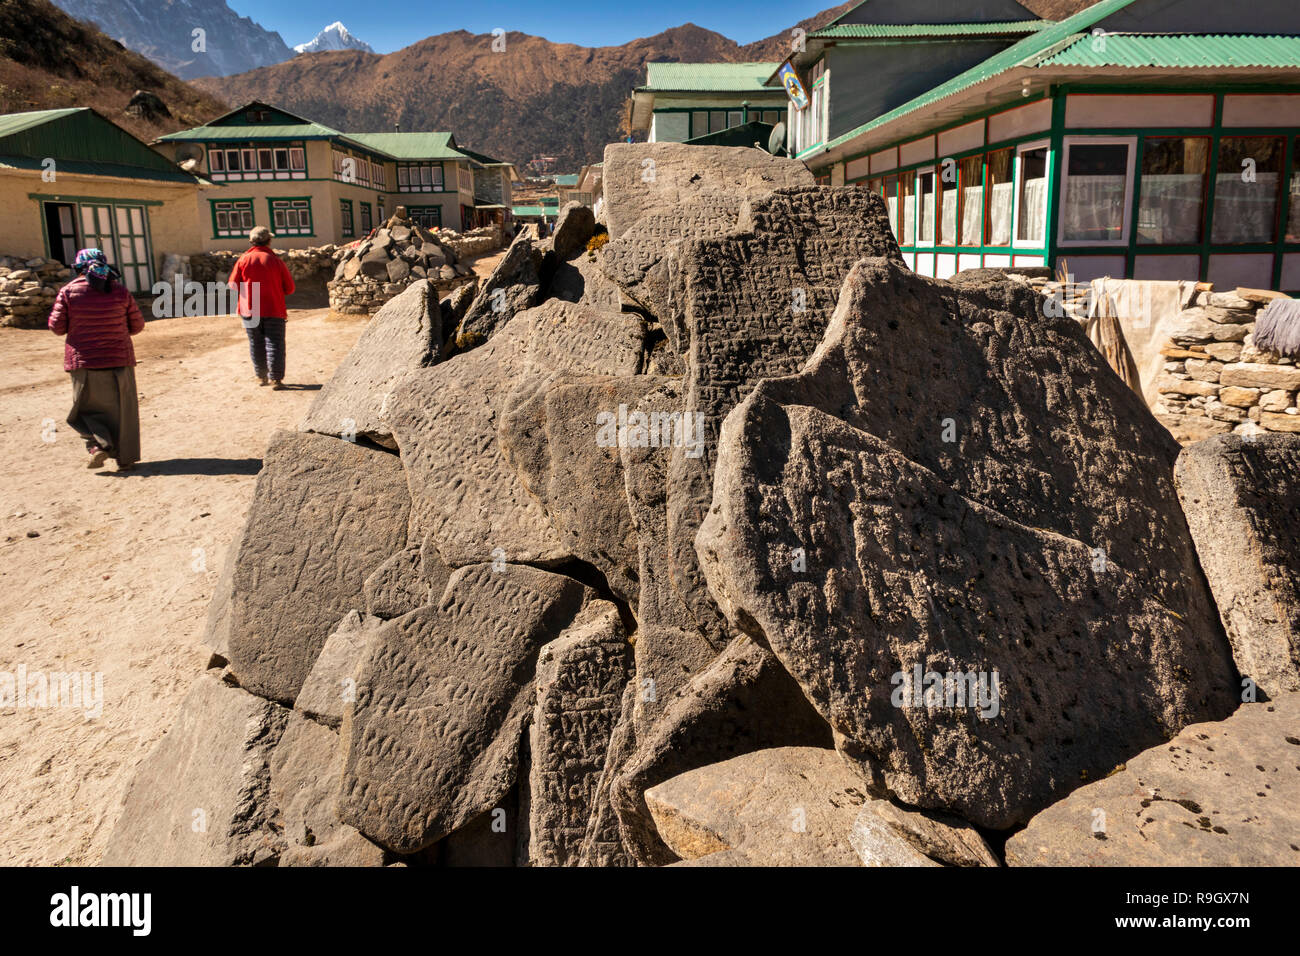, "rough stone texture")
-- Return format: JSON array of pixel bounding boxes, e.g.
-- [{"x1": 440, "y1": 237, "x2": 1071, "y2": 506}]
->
[
  {"x1": 601, "y1": 142, "x2": 814, "y2": 239},
  {"x1": 616, "y1": 378, "x2": 721, "y2": 734},
  {"x1": 528, "y1": 602, "x2": 631, "y2": 866},
  {"x1": 500, "y1": 374, "x2": 673, "y2": 606},
  {"x1": 386, "y1": 301, "x2": 644, "y2": 568},
  {"x1": 576, "y1": 680, "x2": 639, "y2": 867},
  {"x1": 362, "y1": 541, "x2": 453, "y2": 620},
  {"x1": 665, "y1": 187, "x2": 904, "y2": 651},
  {"x1": 599, "y1": 192, "x2": 741, "y2": 323},
  {"x1": 301, "y1": 280, "x2": 441, "y2": 447},
  {"x1": 202, "y1": 543, "x2": 236, "y2": 662},
  {"x1": 456, "y1": 232, "x2": 549, "y2": 343},
  {"x1": 547, "y1": 251, "x2": 624, "y2": 311},
  {"x1": 551, "y1": 201, "x2": 596, "y2": 259},
  {"x1": 434, "y1": 796, "x2": 522, "y2": 866},
  {"x1": 225, "y1": 431, "x2": 410, "y2": 704},
  {"x1": 611, "y1": 636, "x2": 834, "y2": 866},
  {"x1": 295, "y1": 610, "x2": 385, "y2": 729},
  {"x1": 338, "y1": 563, "x2": 597, "y2": 853},
  {"x1": 1175, "y1": 434, "x2": 1300, "y2": 696},
  {"x1": 270, "y1": 712, "x2": 385, "y2": 867},
  {"x1": 103, "y1": 674, "x2": 288, "y2": 866},
  {"x1": 1006, "y1": 695, "x2": 1300, "y2": 866},
  {"x1": 645, "y1": 747, "x2": 998, "y2": 867},
  {"x1": 697, "y1": 259, "x2": 1237, "y2": 830}
]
